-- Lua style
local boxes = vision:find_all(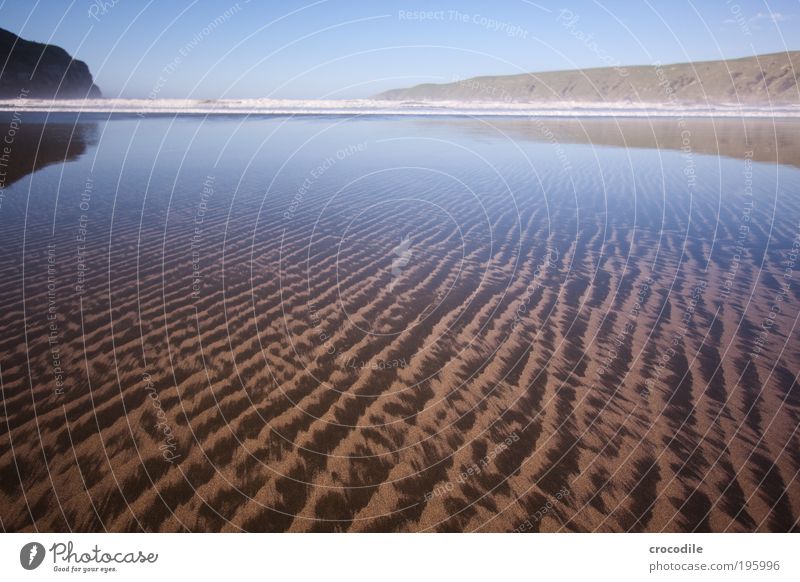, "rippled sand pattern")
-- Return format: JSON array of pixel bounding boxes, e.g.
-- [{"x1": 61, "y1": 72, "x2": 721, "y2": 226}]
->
[{"x1": 1, "y1": 115, "x2": 799, "y2": 532}]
